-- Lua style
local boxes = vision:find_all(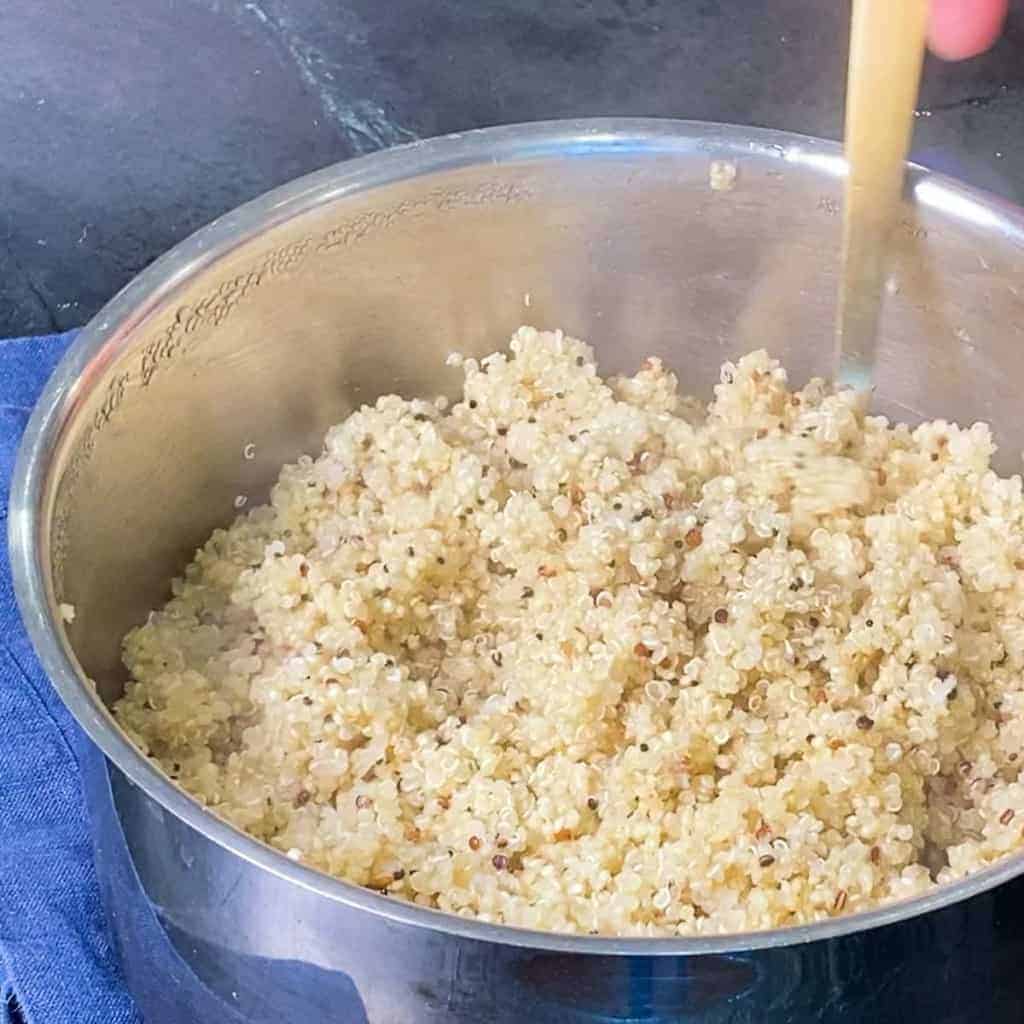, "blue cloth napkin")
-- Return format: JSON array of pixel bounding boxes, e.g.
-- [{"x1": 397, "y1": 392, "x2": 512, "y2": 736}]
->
[{"x1": 0, "y1": 331, "x2": 142, "y2": 1024}]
